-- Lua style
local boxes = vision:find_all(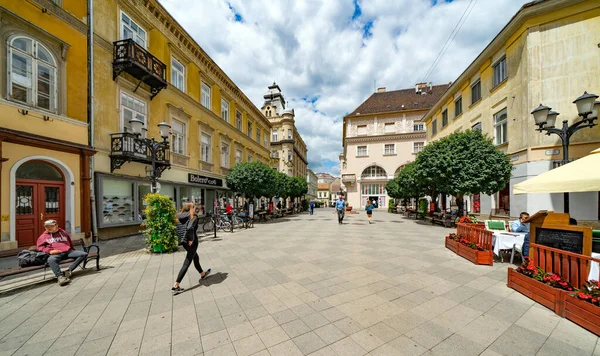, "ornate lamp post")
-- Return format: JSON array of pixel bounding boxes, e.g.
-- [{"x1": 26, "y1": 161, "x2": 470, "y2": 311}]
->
[
  {"x1": 531, "y1": 91, "x2": 599, "y2": 213},
  {"x1": 129, "y1": 118, "x2": 171, "y2": 193}
]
